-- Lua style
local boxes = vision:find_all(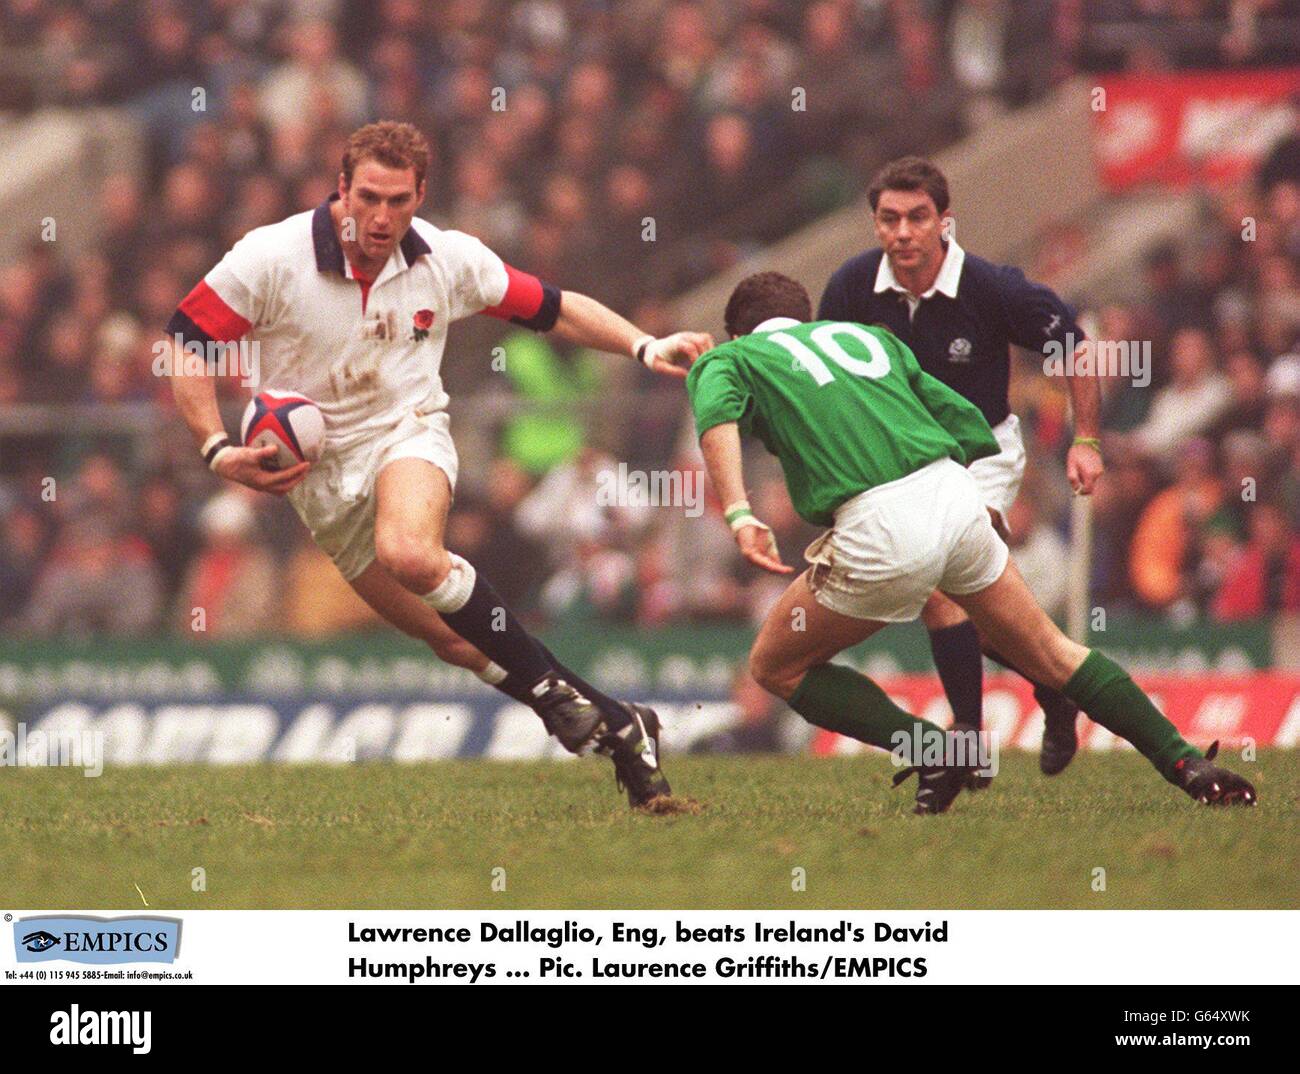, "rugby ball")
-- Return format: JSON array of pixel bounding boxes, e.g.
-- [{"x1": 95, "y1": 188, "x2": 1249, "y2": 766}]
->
[{"x1": 239, "y1": 390, "x2": 326, "y2": 470}]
